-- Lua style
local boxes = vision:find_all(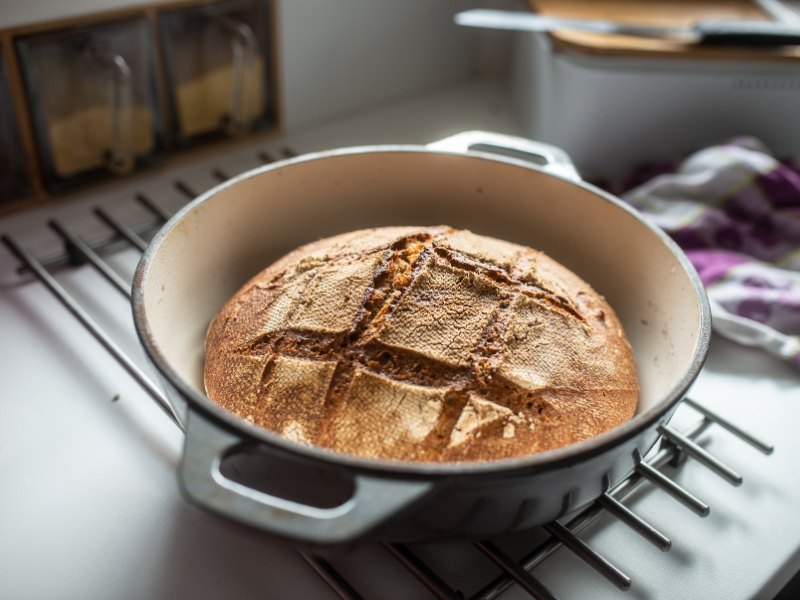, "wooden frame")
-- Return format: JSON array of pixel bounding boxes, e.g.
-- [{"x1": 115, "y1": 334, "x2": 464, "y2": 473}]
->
[{"x1": 0, "y1": 0, "x2": 281, "y2": 215}]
